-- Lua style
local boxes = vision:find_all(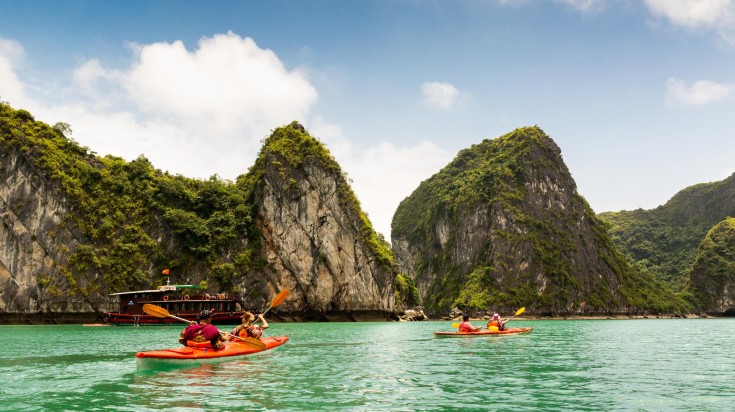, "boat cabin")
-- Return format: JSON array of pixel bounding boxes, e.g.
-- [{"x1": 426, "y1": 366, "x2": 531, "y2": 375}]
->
[{"x1": 104, "y1": 283, "x2": 245, "y2": 325}]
